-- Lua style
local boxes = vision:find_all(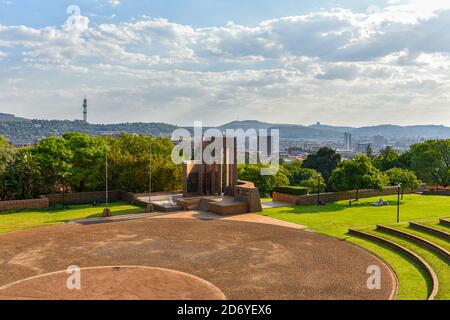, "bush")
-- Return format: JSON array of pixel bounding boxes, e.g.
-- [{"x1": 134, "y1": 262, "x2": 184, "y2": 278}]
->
[{"x1": 273, "y1": 186, "x2": 309, "y2": 196}]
